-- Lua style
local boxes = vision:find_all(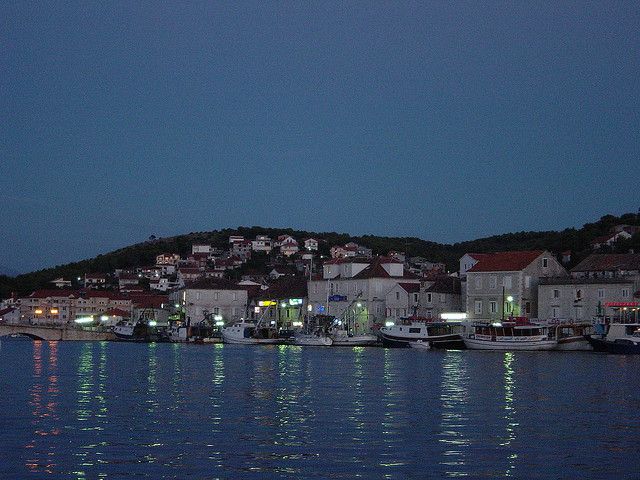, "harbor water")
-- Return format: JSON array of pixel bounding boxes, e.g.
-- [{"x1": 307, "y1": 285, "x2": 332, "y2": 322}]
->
[{"x1": 1, "y1": 338, "x2": 640, "y2": 479}]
